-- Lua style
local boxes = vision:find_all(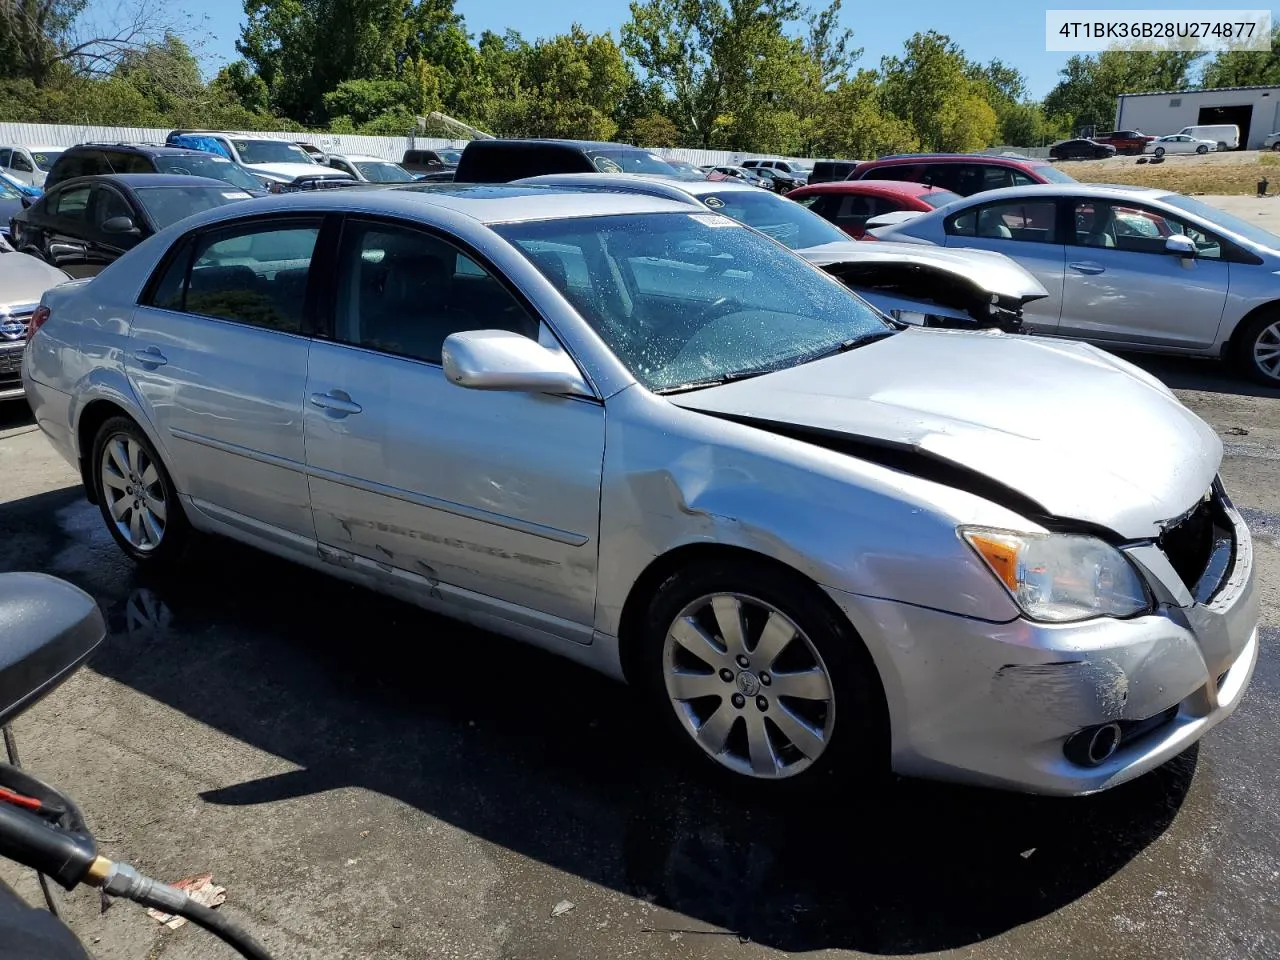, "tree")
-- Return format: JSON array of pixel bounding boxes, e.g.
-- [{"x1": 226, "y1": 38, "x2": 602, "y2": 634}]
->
[
  {"x1": 879, "y1": 31, "x2": 995, "y2": 151},
  {"x1": 1203, "y1": 27, "x2": 1280, "y2": 87},
  {"x1": 114, "y1": 31, "x2": 204, "y2": 116},
  {"x1": 628, "y1": 111, "x2": 679, "y2": 145},
  {"x1": 211, "y1": 60, "x2": 269, "y2": 114},
  {"x1": 813, "y1": 70, "x2": 918, "y2": 158},
  {"x1": 1043, "y1": 49, "x2": 1203, "y2": 132}
]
